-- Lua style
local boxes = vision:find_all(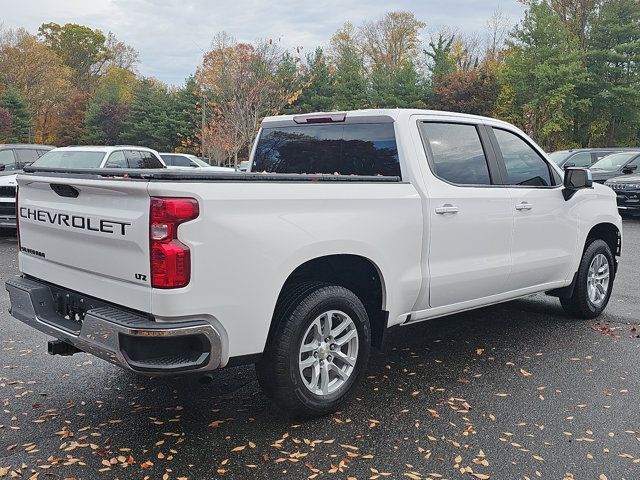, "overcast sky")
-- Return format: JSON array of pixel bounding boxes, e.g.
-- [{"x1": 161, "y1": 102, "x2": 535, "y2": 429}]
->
[{"x1": 1, "y1": 0, "x2": 526, "y2": 86}]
